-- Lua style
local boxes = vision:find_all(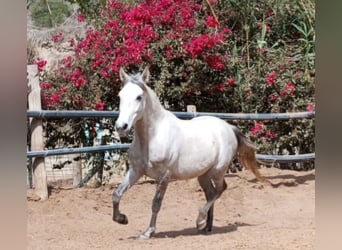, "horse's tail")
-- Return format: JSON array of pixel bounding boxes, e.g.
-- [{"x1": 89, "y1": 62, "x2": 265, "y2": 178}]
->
[{"x1": 232, "y1": 126, "x2": 270, "y2": 184}]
